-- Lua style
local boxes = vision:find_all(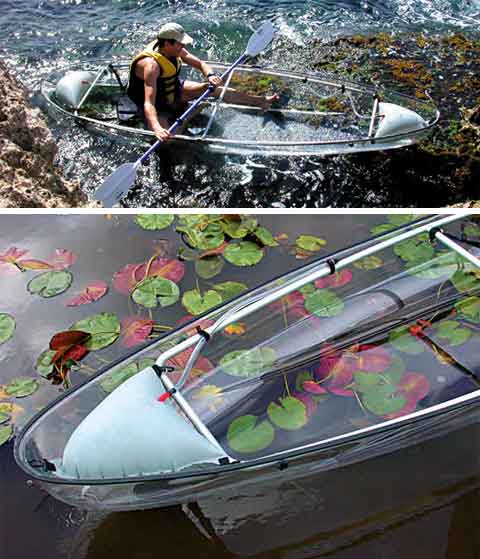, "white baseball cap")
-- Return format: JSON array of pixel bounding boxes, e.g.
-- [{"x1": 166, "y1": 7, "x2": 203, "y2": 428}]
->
[{"x1": 157, "y1": 23, "x2": 194, "y2": 45}]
